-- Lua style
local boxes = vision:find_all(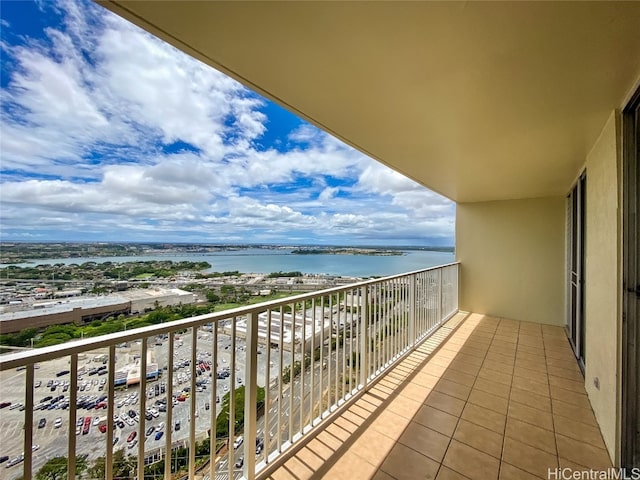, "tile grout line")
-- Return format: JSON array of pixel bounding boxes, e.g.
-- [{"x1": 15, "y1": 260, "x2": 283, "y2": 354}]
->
[
  {"x1": 496, "y1": 316, "x2": 518, "y2": 480},
  {"x1": 433, "y1": 317, "x2": 500, "y2": 480},
  {"x1": 544, "y1": 327, "x2": 564, "y2": 475}
]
